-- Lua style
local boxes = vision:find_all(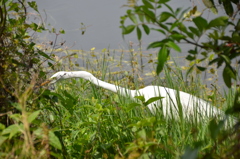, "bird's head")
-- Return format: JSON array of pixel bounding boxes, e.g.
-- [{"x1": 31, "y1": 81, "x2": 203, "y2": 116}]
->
[{"x1": 41, "y1": 71, "x2": 71, "y2": 86}]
